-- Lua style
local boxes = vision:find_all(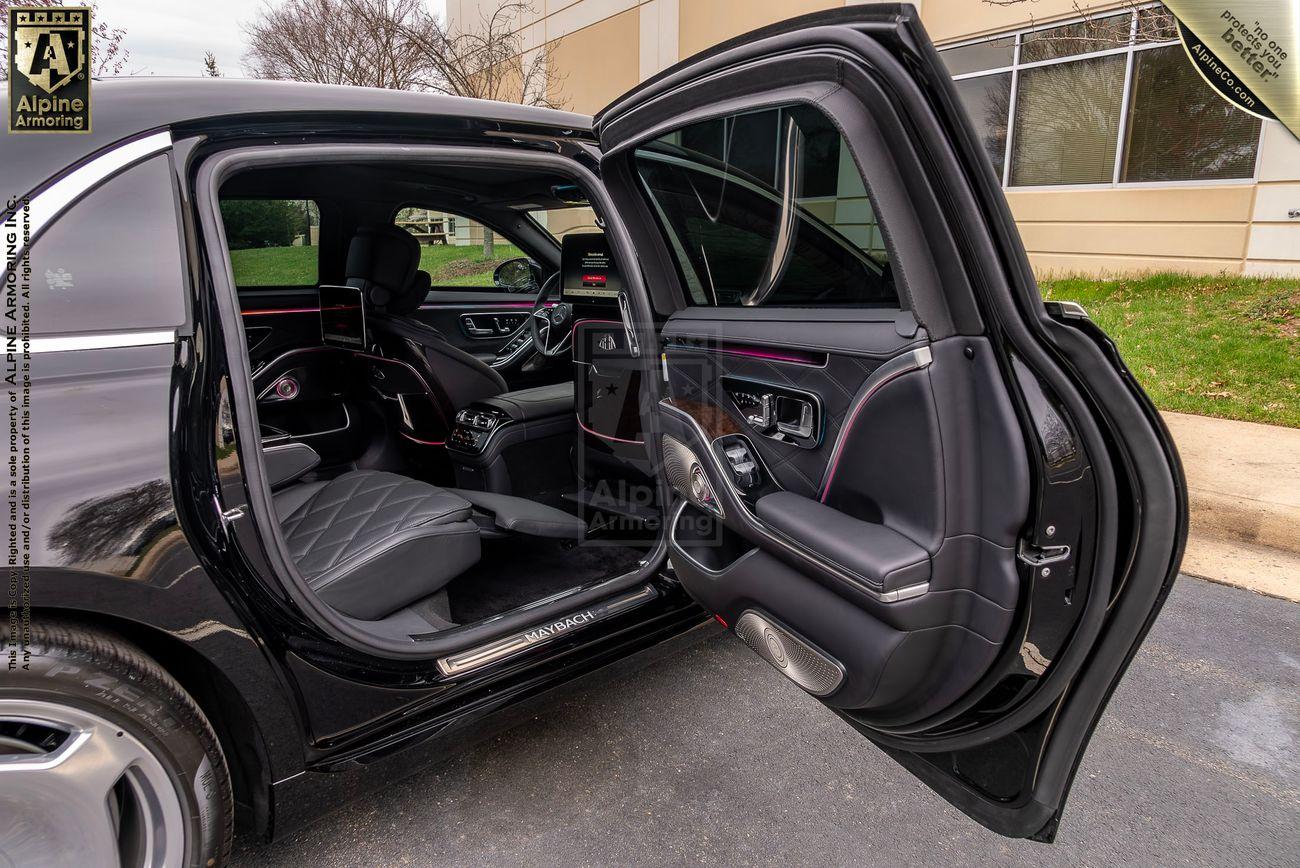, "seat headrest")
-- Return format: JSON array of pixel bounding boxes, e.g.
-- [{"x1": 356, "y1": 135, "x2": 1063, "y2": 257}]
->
[
  {"x1": 345, "y1": 225, "x2": 420, "y2": 309},
  {"x1": 389, "y1": 270, "x2": 431, "y2": 315}
]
